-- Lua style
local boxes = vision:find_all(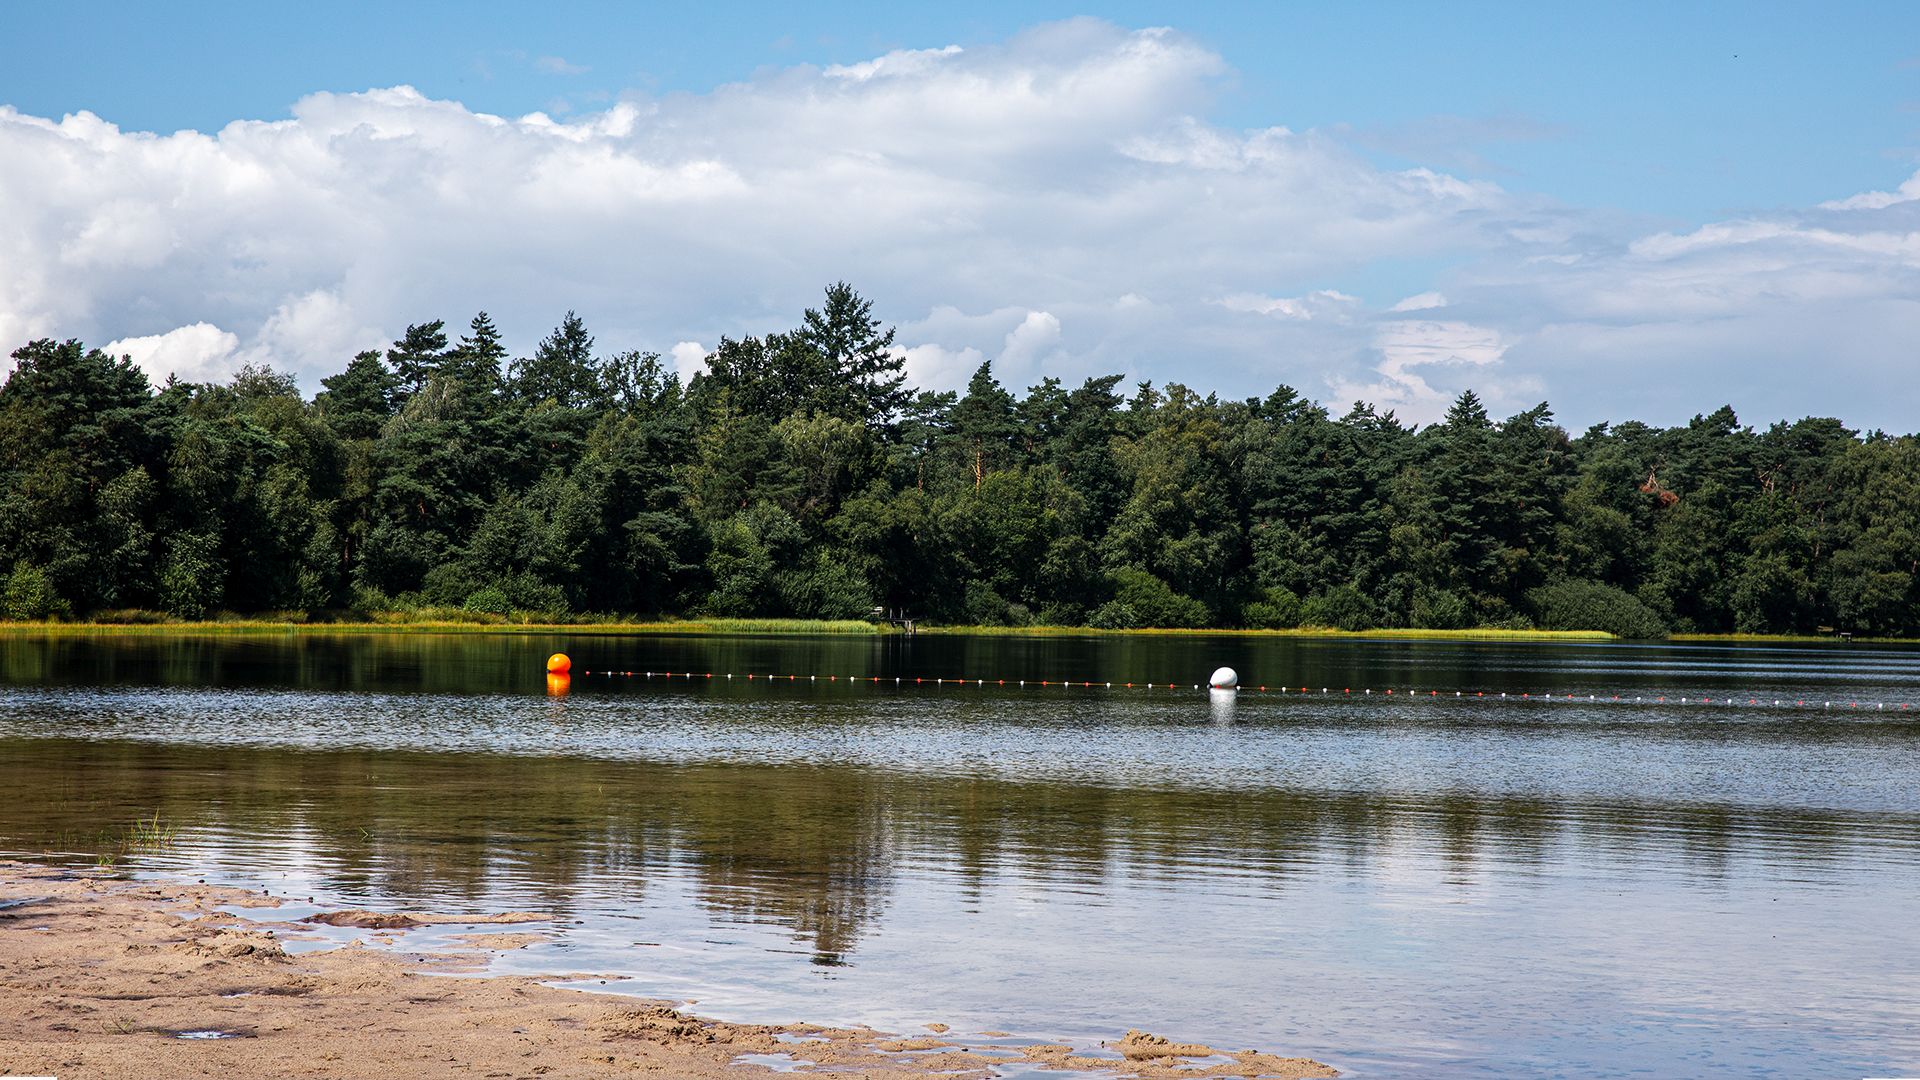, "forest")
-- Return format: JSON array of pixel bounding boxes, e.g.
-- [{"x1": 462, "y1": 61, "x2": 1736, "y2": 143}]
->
[{"x1": 2, "y1": 283, "x2": 1916, "y2": 637}]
